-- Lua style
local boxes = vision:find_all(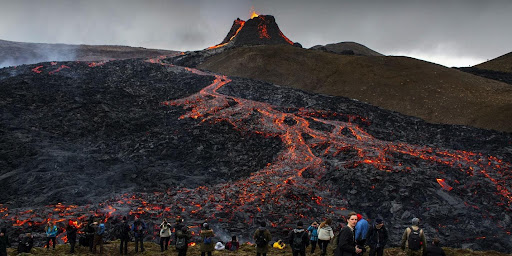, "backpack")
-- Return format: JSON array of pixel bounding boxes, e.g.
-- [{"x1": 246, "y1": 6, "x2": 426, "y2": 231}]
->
[
  {"x1": 176, "y1": 230, "x2": 187, "y2": 250},
  {"x1": 407, "y1": 227, "x2": 422, "y2": 251},
  {"x1": 255, "y1": 230, "x2": 267, "y2": 247},
  {"x1": 292, "y1": 231, "x2": 305, "y2": 251}
]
